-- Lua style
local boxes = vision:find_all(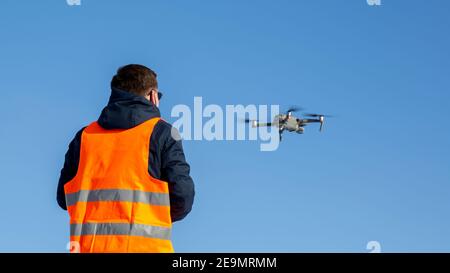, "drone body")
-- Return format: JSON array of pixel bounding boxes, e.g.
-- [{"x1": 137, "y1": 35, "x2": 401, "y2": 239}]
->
[{"x1": 247, "y1": 107, "x2": 332, "y2": 141}]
